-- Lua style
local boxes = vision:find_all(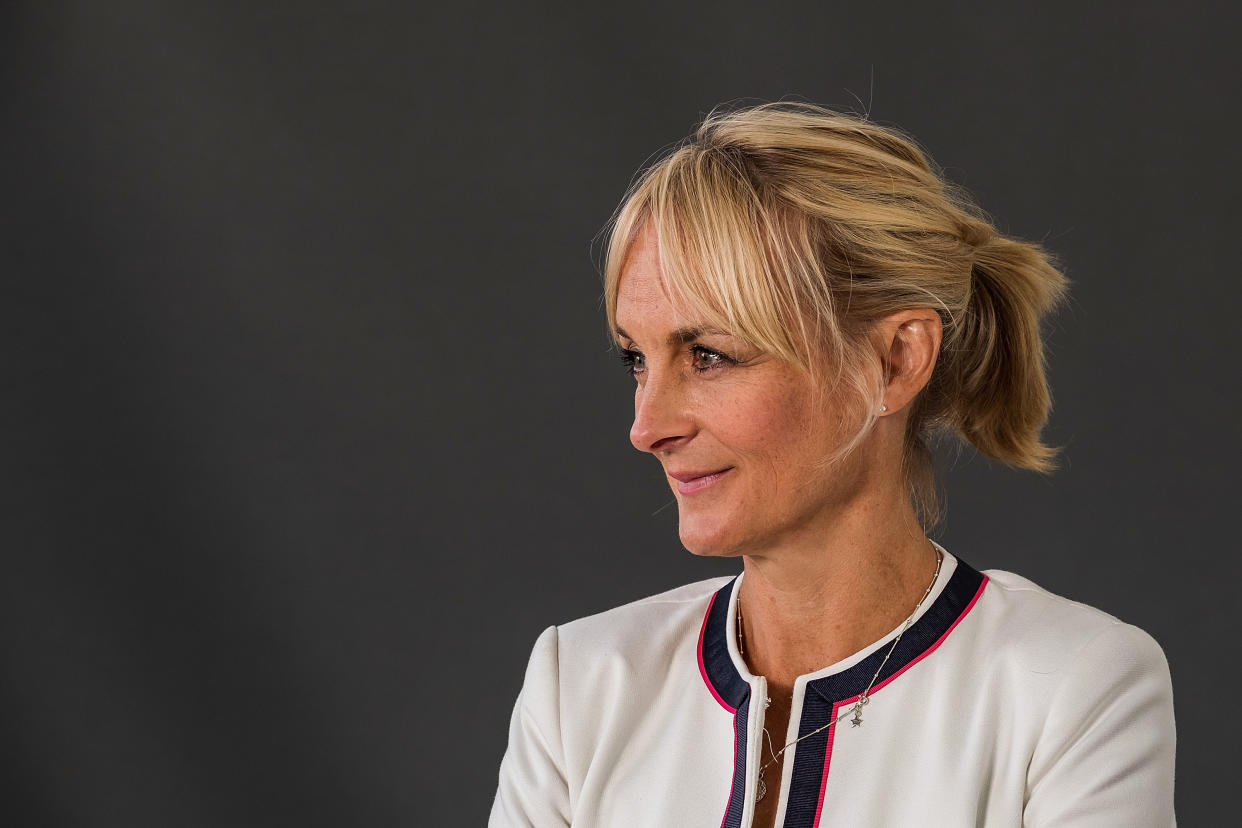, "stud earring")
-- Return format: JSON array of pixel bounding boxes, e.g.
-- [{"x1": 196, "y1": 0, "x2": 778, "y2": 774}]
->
[{"x1": 880, "y1": 404, "x2": 888, "y2": 413}]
